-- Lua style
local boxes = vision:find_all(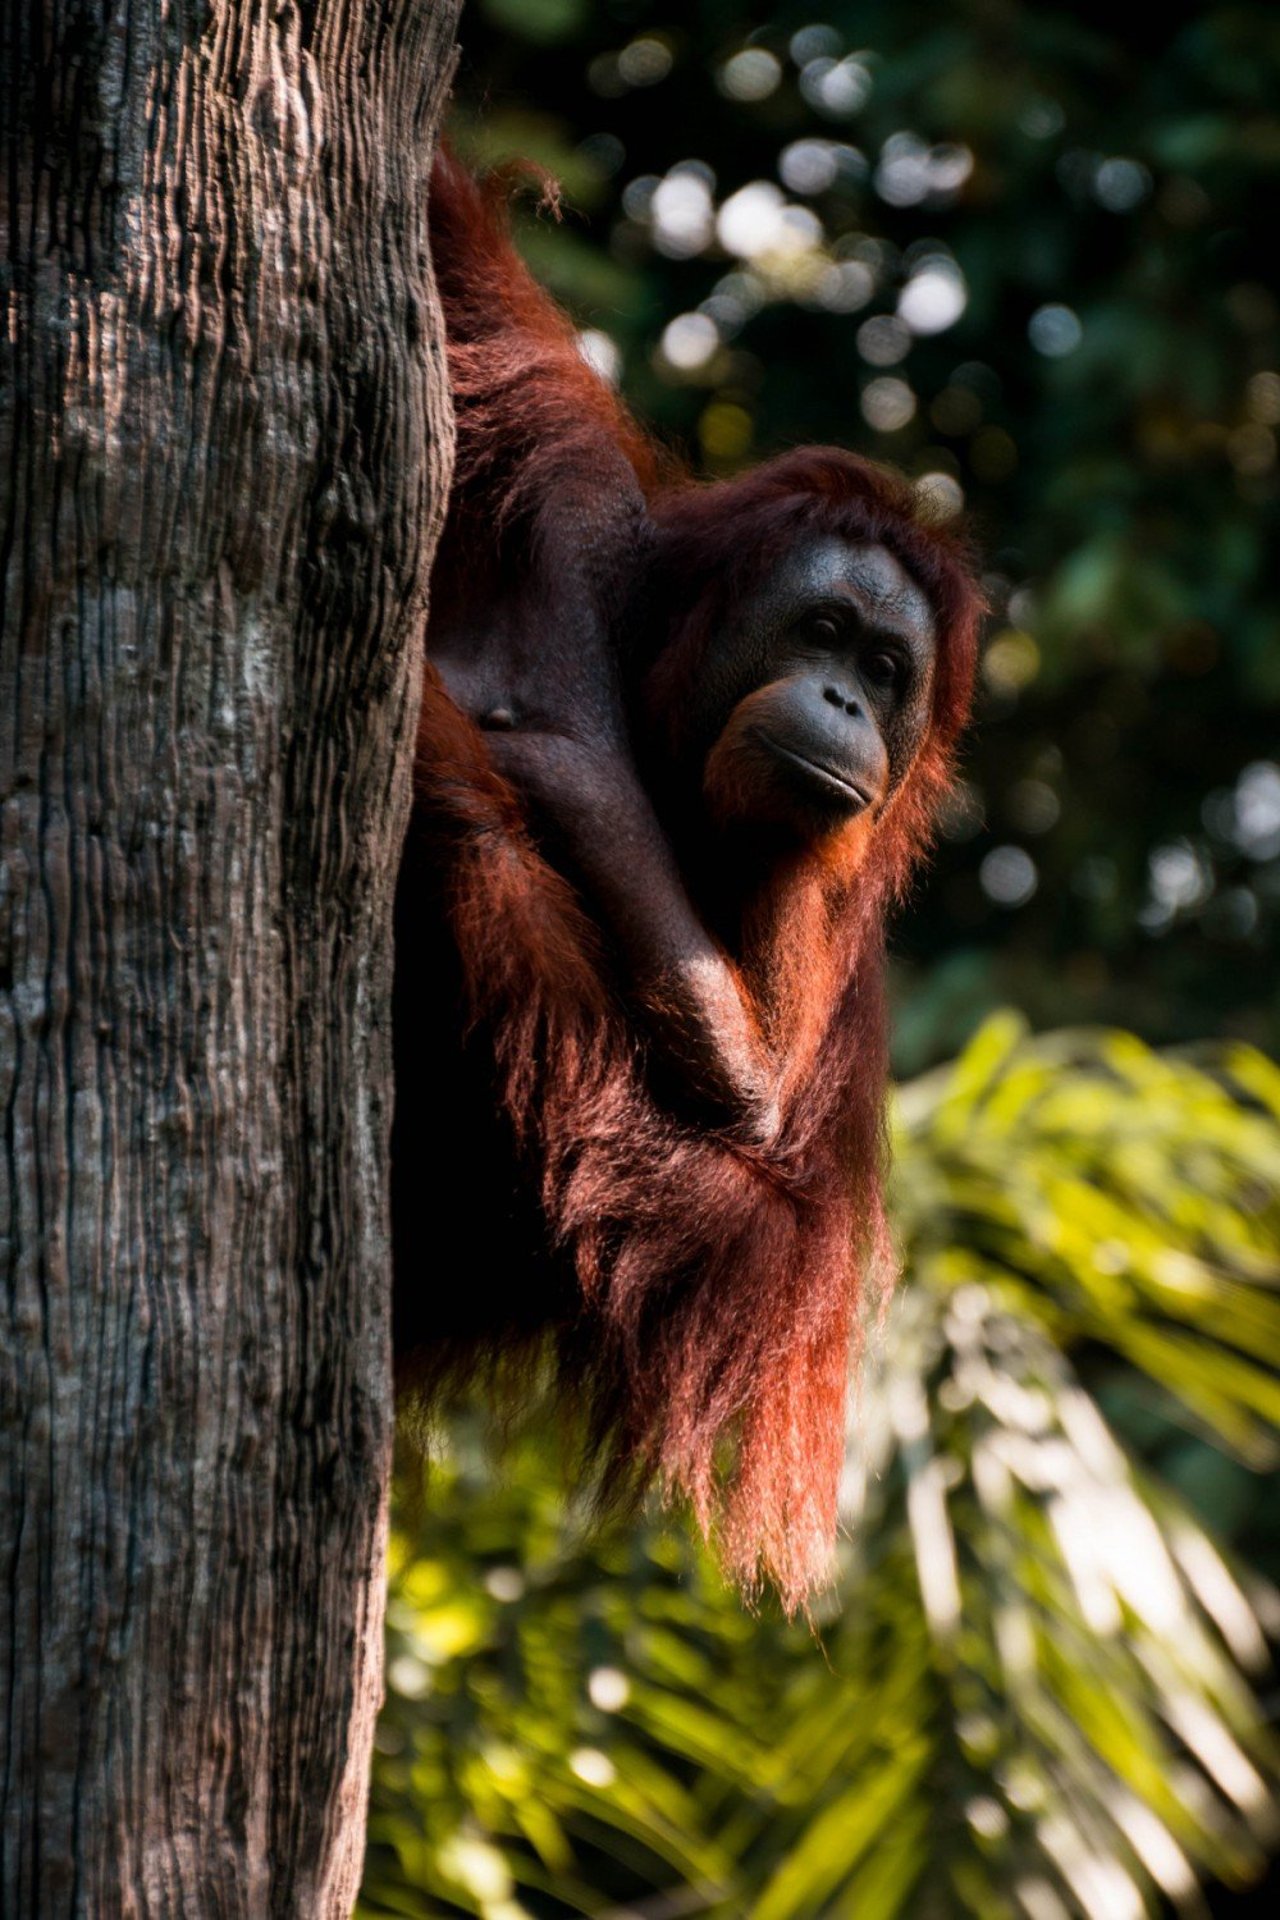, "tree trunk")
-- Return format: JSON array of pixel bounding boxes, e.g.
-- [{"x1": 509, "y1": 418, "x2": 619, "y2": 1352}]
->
[{"x1": 0, "y1": 0, "x2": 459, "y2": 1911}]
